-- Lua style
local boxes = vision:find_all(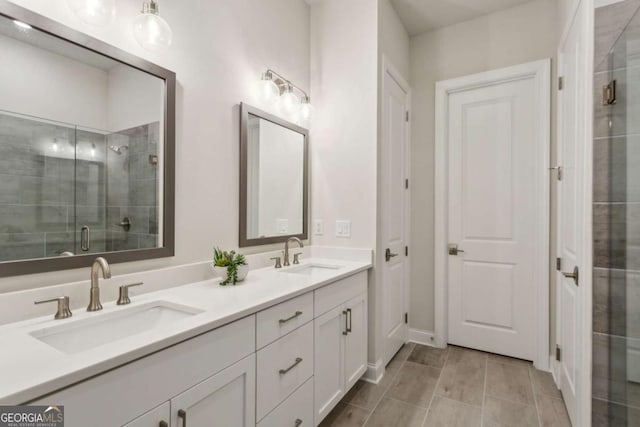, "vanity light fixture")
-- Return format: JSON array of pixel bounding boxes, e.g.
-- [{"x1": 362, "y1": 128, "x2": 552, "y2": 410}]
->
[
  {"x1": 133, "y1": 0, "x2": 173, "y2": 52},
  {"x1": 66, "y1": 0, "x2": 116, "y2": 27},
  {"x1": 260, "y1": 69, "x2": 312, "y2": 121}
]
